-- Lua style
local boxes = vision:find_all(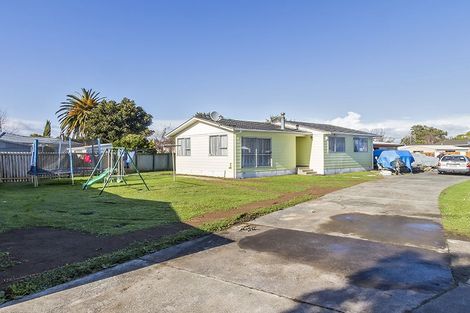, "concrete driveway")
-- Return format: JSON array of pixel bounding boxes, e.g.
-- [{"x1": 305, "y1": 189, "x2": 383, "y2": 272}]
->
[{"x1": 2, "y1": 173, "x2": 470, "y2": 313}]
